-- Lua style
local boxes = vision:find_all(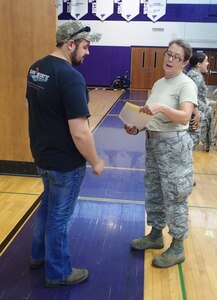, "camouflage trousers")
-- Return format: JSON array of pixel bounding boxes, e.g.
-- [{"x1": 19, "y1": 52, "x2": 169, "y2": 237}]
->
[
  {"x1": 189, "y1": 106, "x2": 214, "y2": 149},
  {"x1": 144, "y1": 131, "x2": 194, "y2": 240}
]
